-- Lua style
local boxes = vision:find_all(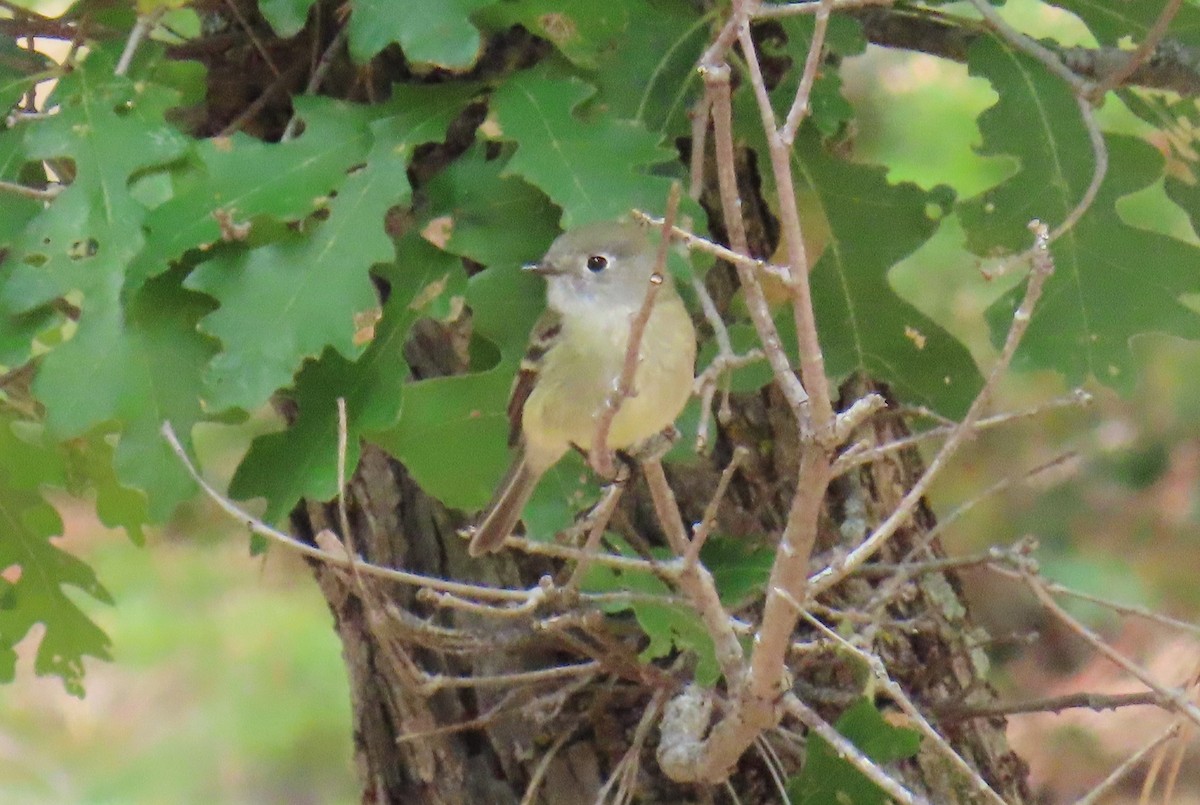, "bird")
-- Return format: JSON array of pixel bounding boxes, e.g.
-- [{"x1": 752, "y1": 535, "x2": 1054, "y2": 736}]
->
[{"x1": 468, "y1": 221, "x2": 697, "y2": 556}]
